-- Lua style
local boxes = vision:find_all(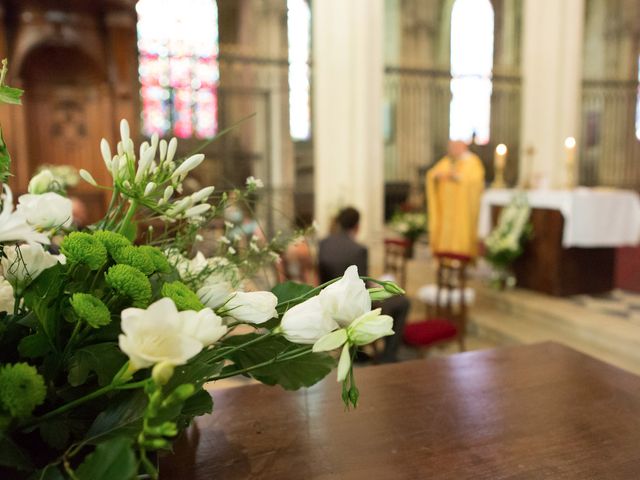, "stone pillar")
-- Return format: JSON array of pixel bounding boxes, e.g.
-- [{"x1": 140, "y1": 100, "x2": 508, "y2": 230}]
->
[
  {"x1": 313, "y1": 0, "x2": 384, "y2": 268},
  {"x1": 520, "y1": 0, "x2": 585, "y2": 188}
]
